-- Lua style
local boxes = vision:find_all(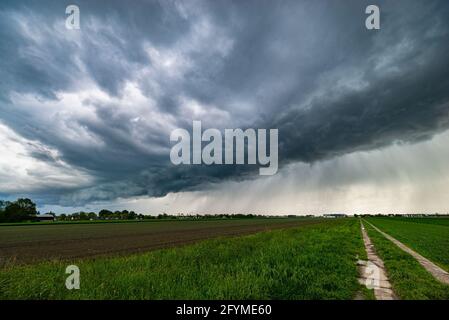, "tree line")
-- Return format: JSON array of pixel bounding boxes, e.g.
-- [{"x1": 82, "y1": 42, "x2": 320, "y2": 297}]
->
[
  {"x1": 50, "y1": 212, "x2": 279, "y2": 221},
  {"x1": 59, "y1": 209, "x2": 143, "y2": 221},
  {"x1": 1, "y1": 197, "x2": 300, "y2": 223}
]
